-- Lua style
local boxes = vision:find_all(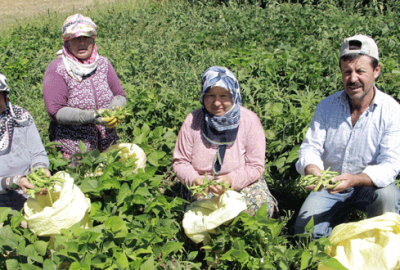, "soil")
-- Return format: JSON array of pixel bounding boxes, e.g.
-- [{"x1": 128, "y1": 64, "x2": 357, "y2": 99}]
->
[{"x1": 0, "y1": 0, "x2": 120, "y2": 28}]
